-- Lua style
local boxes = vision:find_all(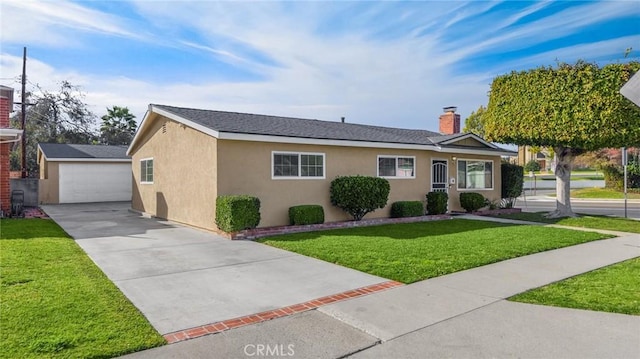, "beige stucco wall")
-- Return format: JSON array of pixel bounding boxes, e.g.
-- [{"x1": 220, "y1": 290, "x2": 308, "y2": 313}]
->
[
  {"x1": 130, "y1": 115, "x2": 503, "y2": 230},
  {"x1": 455, "y1": 137, "x2": 486, "y2": 147},
  {"x1": 217, "y1": 140, "x2": 436, "y2": 227},
  {"x1": 449, "y1": 154, "x2": 502, "y2": 210},
  {"x1": 38, "y1": 161, "x2": 59, "y2": 204},
  {"x1": 130, "y1": 117, "x2": 218, "y2": 230},
  {"x1": 217, "y1": 140, "x2": 503, "y2": 227}
]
